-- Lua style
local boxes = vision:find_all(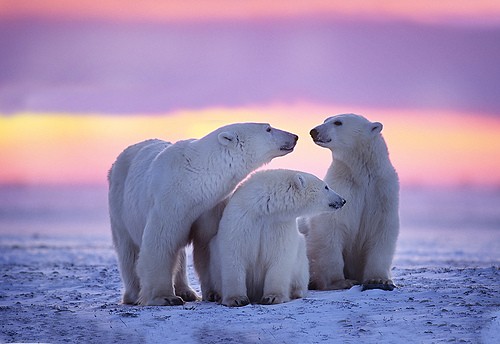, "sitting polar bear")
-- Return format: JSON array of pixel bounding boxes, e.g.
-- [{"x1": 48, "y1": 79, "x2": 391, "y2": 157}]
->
[
  {"x1": 208, "y1": 169, "x2": 346, "y2": 307},
  {"x1": 301, "y1": 114, "x2": 399, "y2": 291},
  {"x1": 108, "y1": 123, "x2": 298, "y2": 306}
]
